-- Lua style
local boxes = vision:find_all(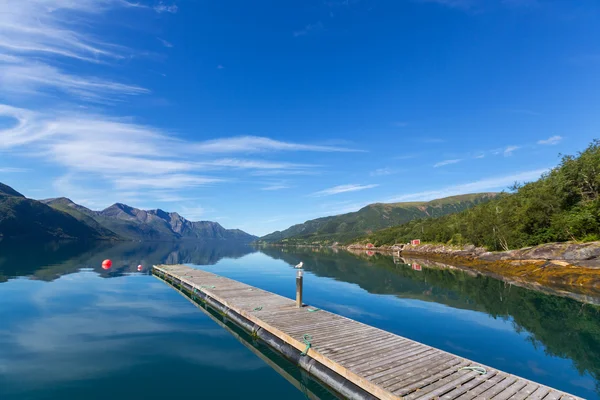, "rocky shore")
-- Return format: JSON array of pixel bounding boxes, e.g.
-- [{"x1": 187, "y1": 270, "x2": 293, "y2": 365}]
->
[{"x1": 347, "y1": 241, "x2": 600, "y2": 294}]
